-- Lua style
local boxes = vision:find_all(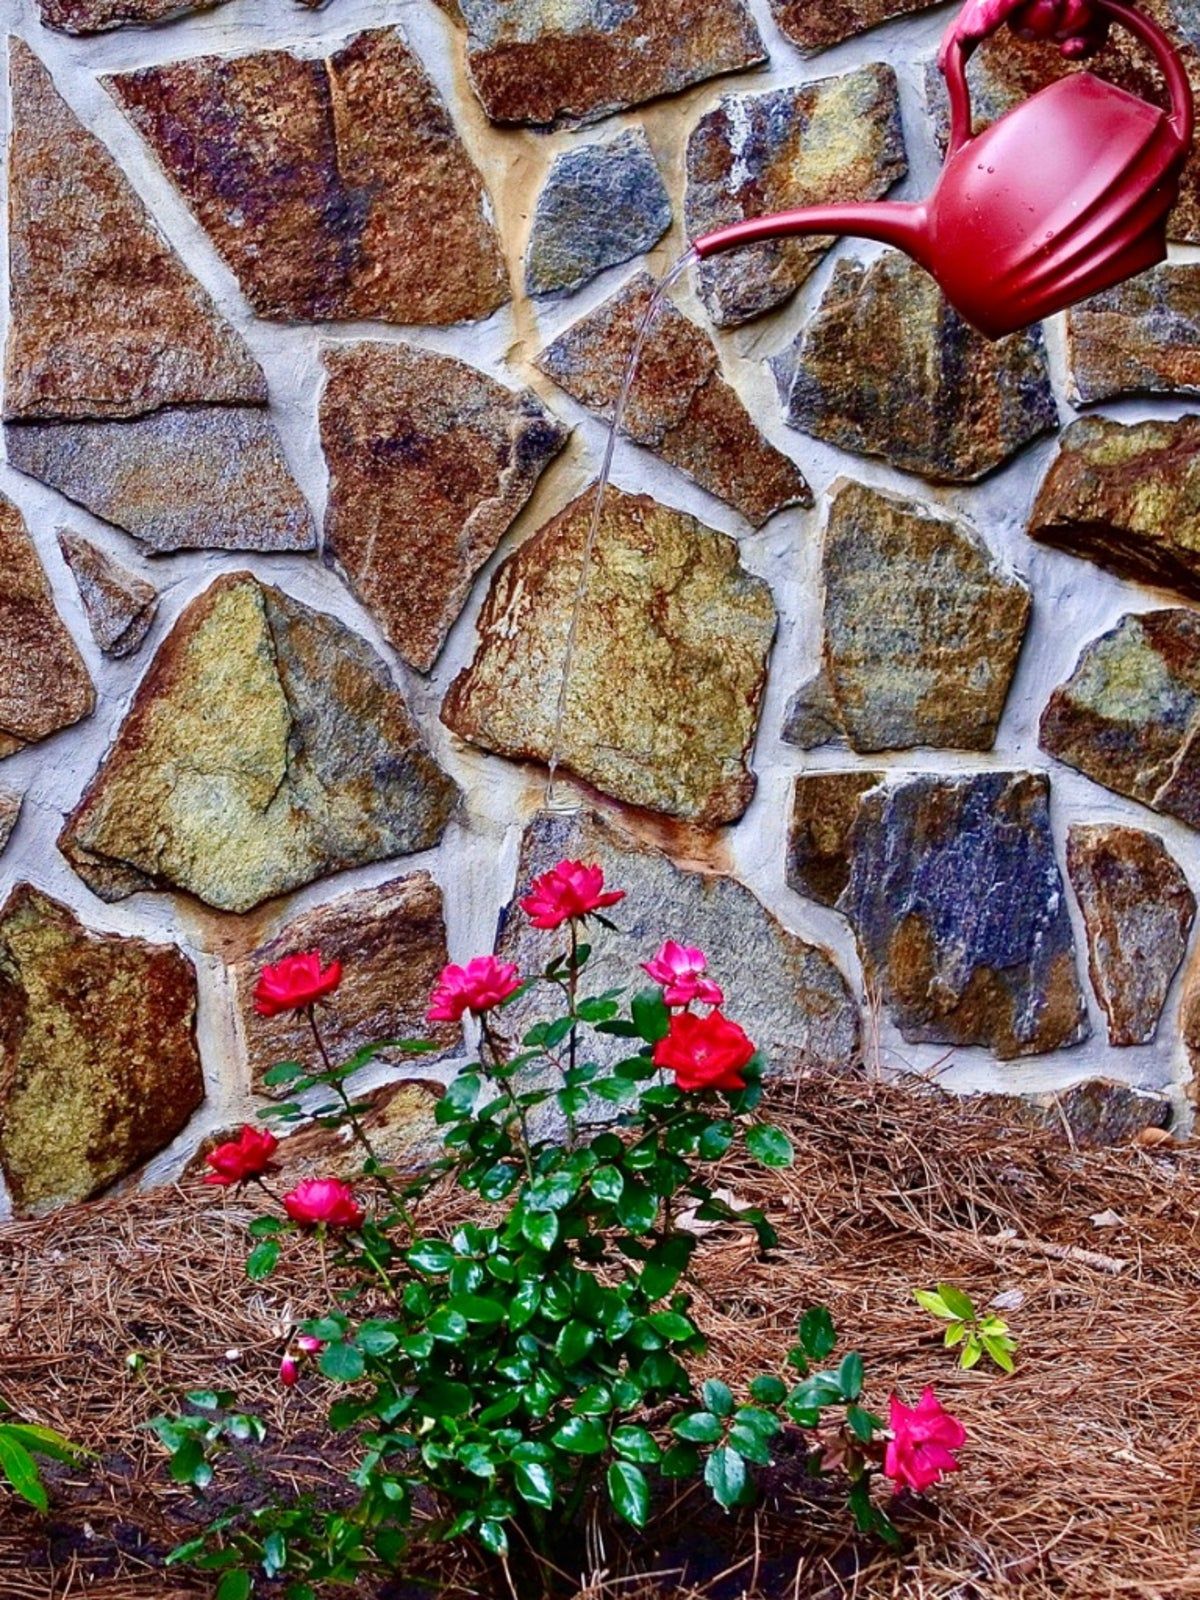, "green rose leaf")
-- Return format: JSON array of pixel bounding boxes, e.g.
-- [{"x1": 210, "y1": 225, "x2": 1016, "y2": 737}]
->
[
  {"x1": 631, "y1": 988, "x2": 671, "y2": 1044},
  {"x1": 704, "y1": 1445, "x2": 748, "y2": 1510},
  {"x1": 607, "y1": 1460, "x2": 650, "y2": 1529},
  {"x1": 745, "y1": 1125, "x2": 794, "y2": 1168},
  {"x1": 551, "y1": 1417, "x2": 608, "y2": 1456}
]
